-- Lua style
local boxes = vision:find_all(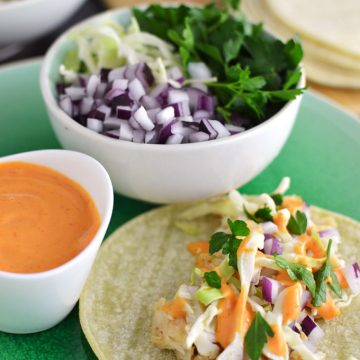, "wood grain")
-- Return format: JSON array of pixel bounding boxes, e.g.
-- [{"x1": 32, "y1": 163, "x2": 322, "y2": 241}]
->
[{"x1": 102, "y1": 0, "x2": 360, "y2": 117}]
